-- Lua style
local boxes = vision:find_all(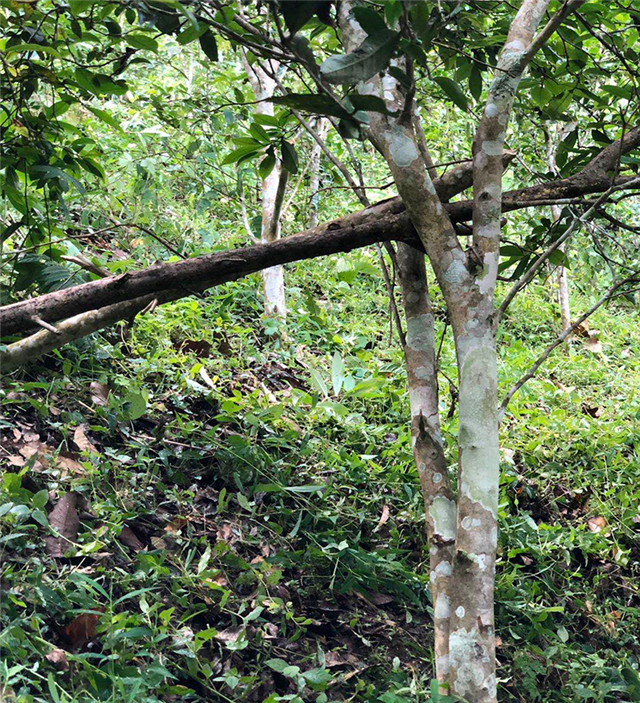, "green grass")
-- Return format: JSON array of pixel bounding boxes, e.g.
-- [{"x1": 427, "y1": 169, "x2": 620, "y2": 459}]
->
[{"x1": 1, "y1": 260, "x2": 639, "y2": 703}]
